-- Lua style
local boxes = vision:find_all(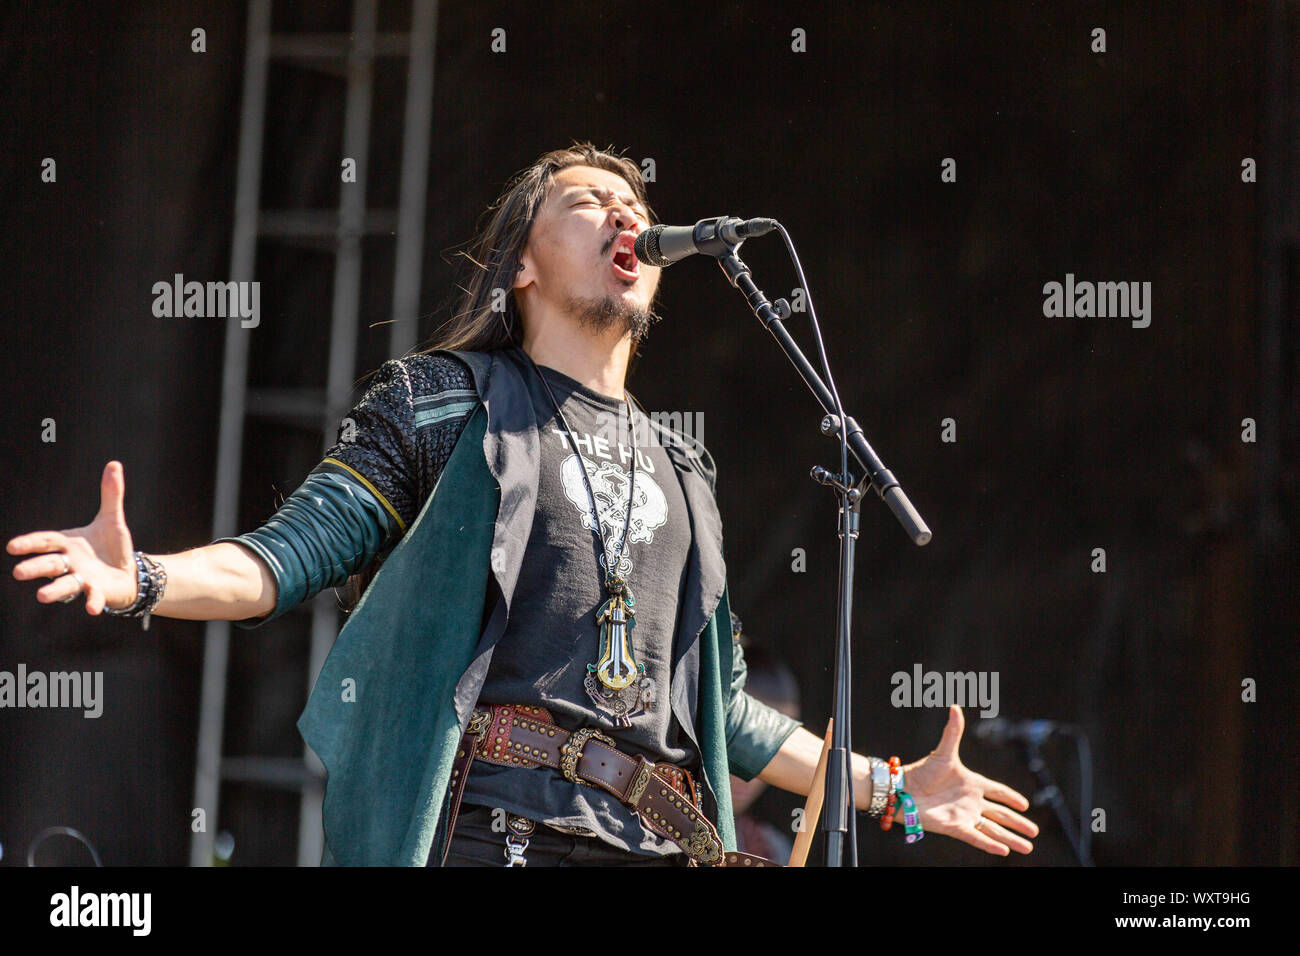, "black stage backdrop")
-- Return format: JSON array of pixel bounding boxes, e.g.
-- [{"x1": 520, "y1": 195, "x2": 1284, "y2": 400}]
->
[{"x1": 0, "y1": 0, "x2": 1295, "y2": 869}]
